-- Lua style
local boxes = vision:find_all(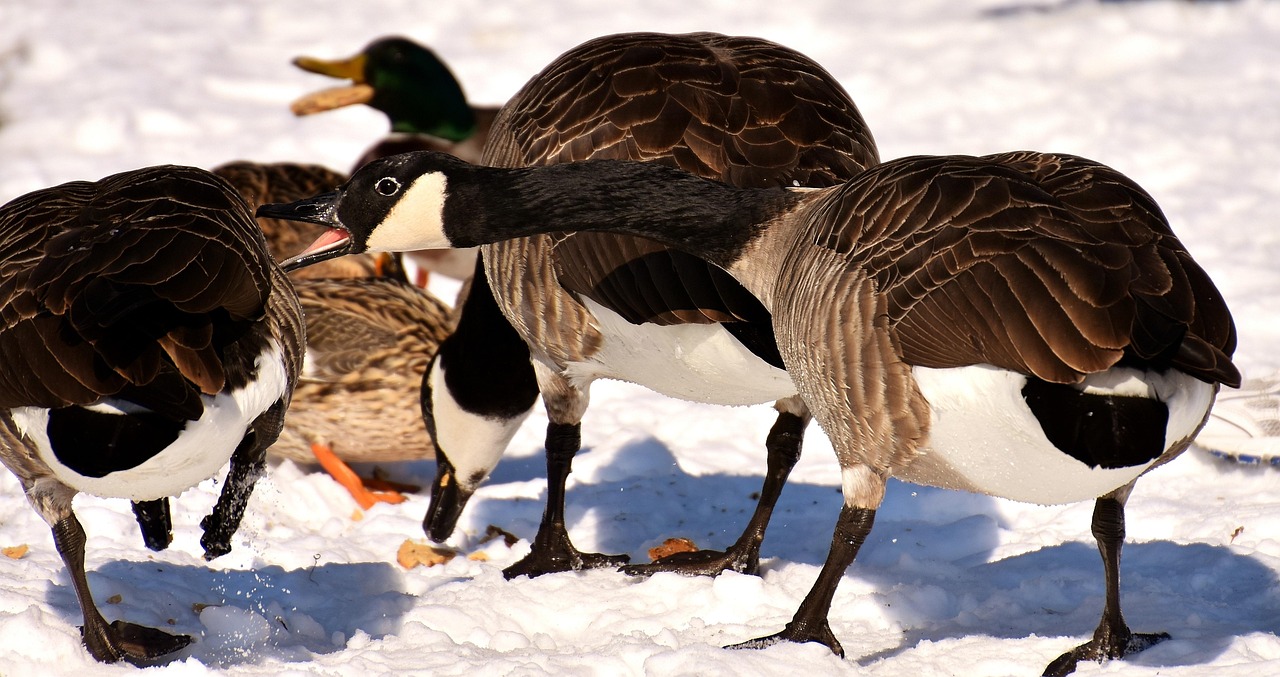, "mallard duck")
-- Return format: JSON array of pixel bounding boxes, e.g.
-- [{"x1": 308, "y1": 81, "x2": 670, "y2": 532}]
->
[
  {"x1": 416, "y1": 32, "x2": 877, "y2": 579},
  {"x1": 288, "y1": 37, "x2": 483, "y2": 284},
  {"x1": 291, "y1": 36, "x2": 497, "y2": 168},
  {"x1": 214, "y1": 160, "x2": 453, "y2": 509},
  {"x1": 262, "y1": 148, "x2": 1238, "y2": 675},
  {"x1": 0, "y1": 165, "x2": 304, "y2": 663}
]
